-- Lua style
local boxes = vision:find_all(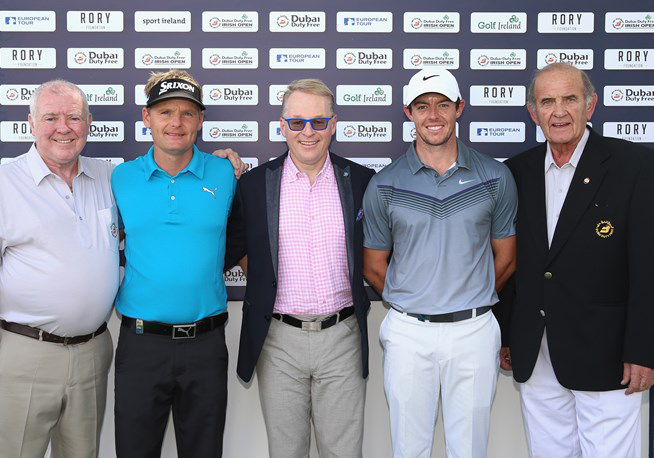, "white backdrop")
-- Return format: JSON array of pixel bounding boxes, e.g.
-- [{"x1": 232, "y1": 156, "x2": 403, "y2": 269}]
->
[{"x1": 72, "y1": 301, "x2": 649, "y2": 458}]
